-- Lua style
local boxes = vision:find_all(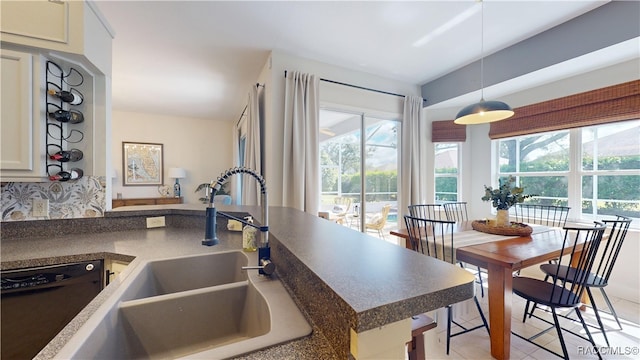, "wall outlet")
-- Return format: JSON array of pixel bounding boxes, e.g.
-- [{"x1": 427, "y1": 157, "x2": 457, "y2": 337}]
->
[
  {"x1": 146, "y1": 216, "x2": 166, "y2": 228},
  {"x1": 32, "y1": 199, "x2": 49, "y2": 217}
]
